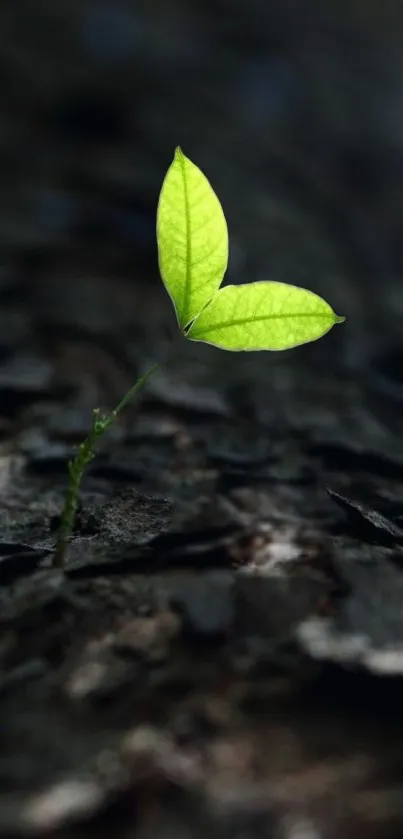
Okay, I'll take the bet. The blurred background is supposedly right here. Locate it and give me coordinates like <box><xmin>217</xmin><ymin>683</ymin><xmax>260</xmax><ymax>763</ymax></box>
<box><xmin>1</xmin><ymin>0</ymin><xmax>403</xmax><ymax>435</ymax></box>
<box><xmin>5</xmin><ymin>5</ymin><xmax>403</xmax><ymax>835</ymax></box>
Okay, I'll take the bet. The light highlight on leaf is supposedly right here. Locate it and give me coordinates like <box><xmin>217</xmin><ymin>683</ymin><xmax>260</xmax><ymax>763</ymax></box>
<box><xmin>187</xmin><ymin>282</ymin><xmax>345</xmax><ymax>351</ymax></box>
<box><xmin>157</xmin><ymin>147</ymin><xmax>228</xmax><ymax>329</ymax></box>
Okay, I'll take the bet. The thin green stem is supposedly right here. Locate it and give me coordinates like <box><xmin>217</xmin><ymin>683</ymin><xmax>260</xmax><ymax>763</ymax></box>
<box><xmin>111</xmin><ymin>363</ymin><xmax>159</xmax><ymax>419</ymax></box>
<box><xmin>54</xmin><ymin>363</ymin><xmax>159</xmax><ymax>568</ymax></box>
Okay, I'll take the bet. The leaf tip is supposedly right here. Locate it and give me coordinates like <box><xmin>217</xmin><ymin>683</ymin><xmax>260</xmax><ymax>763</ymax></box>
<box><xmin>174</xmin><ymin>146</ymin><xmax>184</xmax><ymax>161</ymax></box>
<box><xmin>335</xmin><ymin>314</ymin><xmax>346</xmax><ymax>325</ymax></box>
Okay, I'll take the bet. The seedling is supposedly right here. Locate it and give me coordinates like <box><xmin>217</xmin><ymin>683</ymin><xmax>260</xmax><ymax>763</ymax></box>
<box><xmin>54</xmin><ymin>147</ymin><xmax>344</xmax><ymax>565</ymax></box>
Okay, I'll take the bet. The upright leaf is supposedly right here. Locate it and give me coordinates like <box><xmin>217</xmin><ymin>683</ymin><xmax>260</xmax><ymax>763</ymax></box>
<box><xmin>187</xmin><ymin>282</ymin><xmax>345</xmax><ymax>351</ymax></box>
<box><xmin>157</xmin><ymin>147</ymin><xmax>228</xmax><ymax>329</ymax></box>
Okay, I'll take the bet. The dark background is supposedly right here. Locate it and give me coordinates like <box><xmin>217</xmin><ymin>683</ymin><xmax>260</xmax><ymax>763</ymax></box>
<box><xmin>3</xmin><ymin>1</ymin><xmax>403</xmax><ymax>368</ymax></box>
<box><xmin>2</xmin><ymin>0</ymin><xmax>403</xmax><ymax>421</ymax></box>
<box><xmin>3</xmin><ymin>2</ymin><xmax>403</xmax><ymax>838</ymax></box>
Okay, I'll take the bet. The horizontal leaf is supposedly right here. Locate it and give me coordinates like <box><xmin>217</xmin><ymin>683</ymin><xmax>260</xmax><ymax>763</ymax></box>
<box><xmin>187</xmin><ymin>282</ymin><xmax>345</xmax><ymax>351</ymax></box>
<box><xmin>157</xmin><ymin>147</ymin><xmax>228</xmax><ymax>330</ymax></box>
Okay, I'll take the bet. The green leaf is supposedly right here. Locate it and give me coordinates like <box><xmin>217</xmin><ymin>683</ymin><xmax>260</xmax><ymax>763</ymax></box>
<box><xmin>187</xmin><ymin>282</ymin><xmax>345</xmax><ymax>351</ymax></box>
<box><xmin>157</xmin><ymin>147</ymin><xmax>228</xmax><ymax>329</ymax></box>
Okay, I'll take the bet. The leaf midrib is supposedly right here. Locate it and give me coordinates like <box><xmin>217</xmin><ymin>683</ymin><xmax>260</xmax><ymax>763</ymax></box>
<box><xmin>179</xmin><ymin>151</ymin><xmax>191</xmax><ymax>326</ymax></box>
<box><xmin>192</xmin><ymin>310</ymin><xmax>335</xmax><ymax>336</ymax></box>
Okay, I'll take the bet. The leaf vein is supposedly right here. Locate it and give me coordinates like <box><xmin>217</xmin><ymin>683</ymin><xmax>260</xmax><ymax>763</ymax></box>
<box><xmin>195</xmin><ymin>310</ymin><xmax>334</xmax><ymax>336</ymax></box>
<box><xmin>180</xmin><ymin>152</ymin><xmax>191</xmax><ymax>323</ymax></box>
<box><xmin>190</xmin><ymin>237</ymin><xmax>224</xmax><ymax>268</ymax></box>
